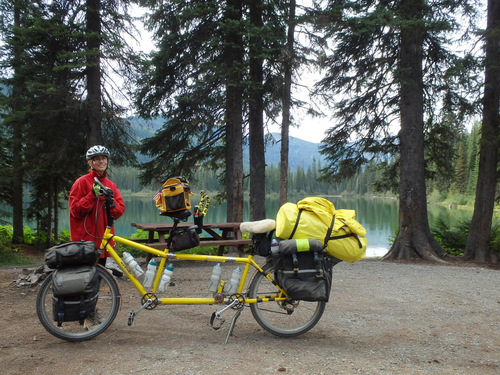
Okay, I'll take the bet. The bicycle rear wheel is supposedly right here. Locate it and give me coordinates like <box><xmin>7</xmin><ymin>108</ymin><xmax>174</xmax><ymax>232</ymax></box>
<box><xmin>36</xmin><ymin>265</ymin><xmax>120</xmax><ymax>342</ymax></box>
<box><xmin>248</xmin><ymin>261</ymin><xmax>326</xmax><ymax>337</ymax></box>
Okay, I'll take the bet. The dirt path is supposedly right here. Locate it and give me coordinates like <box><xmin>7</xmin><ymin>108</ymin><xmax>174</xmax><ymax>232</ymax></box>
<box><xmin>1</xmin><ymin>259</ymin><xmax>499</xmax><ymax>375</ymax></box>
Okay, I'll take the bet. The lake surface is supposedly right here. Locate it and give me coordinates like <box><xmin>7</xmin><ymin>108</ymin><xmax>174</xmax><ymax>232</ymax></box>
<box><xmin>55</xmin><ymin>195</ymin><xmax>473</xmax><ymax>258</ymax></box>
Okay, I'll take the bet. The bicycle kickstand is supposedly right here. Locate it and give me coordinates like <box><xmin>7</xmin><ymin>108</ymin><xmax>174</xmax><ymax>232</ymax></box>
<box><xmin>224</xmin><ymin>309</ymin><xmax>242</xmax><ymax>345</ymax></box>
<box><xmin>128</xmin><ymin>298</ymin><xmax>154</xmax><ymax>326</ymax></box>
<box><xmin>209</xmin><ymin>298</ymin><xmax>243</xmax><ymax>344</ymax></box>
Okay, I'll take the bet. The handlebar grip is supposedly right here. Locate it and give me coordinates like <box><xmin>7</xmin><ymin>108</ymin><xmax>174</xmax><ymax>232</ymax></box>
<box><xmin>94</xmin><ymin>177</ymin><xmax>105</xmax><ymax>188</ymax></box>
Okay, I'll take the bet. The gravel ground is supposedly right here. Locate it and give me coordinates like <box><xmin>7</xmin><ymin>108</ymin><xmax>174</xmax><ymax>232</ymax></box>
<box><xmin>1</xmin><ymin>258</ymin><xmax>499</xmax><ymax>375</ymax></box>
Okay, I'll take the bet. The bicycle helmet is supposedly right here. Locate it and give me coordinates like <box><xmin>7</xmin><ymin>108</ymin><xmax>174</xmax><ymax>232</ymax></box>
<box><xmin>86</xmin><ymin>145</ymin><xmax>110</xmax><ymax>160</ymax></box>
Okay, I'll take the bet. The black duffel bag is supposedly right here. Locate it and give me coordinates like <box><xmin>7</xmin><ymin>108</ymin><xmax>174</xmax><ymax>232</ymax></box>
<box><xmin>273</xmin><ymin>239</ymin><xmax>333</xmax><ymax>302</ymax></box>
<box><xmin>45</xmin><ymin>241</ymin><xmax>99</xmax><ymax>269</ymax></box>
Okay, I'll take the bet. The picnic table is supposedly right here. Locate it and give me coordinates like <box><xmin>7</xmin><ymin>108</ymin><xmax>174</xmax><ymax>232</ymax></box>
<box><xmin>130</xmin><ymin>221</ymin><xmax>251</xmax><ymax>256</ymax></box>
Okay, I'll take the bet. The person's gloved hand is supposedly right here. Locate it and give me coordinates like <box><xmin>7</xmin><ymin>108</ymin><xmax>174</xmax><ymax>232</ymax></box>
<box><xmin>103</xmin><ymin>187</ymin><xmax>114</xmax><ymax>198</ymax></box>
<box><xmin>93</xmin><ymin>183</ymin><xmax>113</xmax><ymax>197</ymax></box>
<box><xmin>93</xmin><ymin>182</ymin><xmax>102</xmax><ymax>196</ymax></box>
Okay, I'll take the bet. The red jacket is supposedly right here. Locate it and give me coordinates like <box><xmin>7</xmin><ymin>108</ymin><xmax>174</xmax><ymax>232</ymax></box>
<box><xmin>69</xmin><ymin>169</ymin><xmax>126</xmax><ymax>257</ymax></box>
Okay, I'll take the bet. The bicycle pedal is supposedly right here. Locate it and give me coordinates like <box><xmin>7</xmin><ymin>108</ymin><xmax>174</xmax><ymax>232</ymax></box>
<box><xmin>128</xmin><ymin>311</ymin><xmax>135</xmax><ymax>326</ymax></box>
<box><xmin>209</xmin><ymin>312</ymin><xmax>224</xmax><ymax>330</ymax></box>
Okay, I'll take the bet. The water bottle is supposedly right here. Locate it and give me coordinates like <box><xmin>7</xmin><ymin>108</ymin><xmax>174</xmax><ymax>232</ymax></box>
<box><xmin>270</xmin><ymin>239</ymin><xmax>279</xmax><ymax>255</ymax></box>
<box><xmin>226</xmin><ymin>267</ymin><xmax>242</xmax><ymax>295</ymax></box>
<box><xmin>123</xmin><ymin>252</ymin><xmax>144</xmax><ymax>277</ymax></box>
<box><xmin>143</xmin><ymin>259</ymin><xmax>158</xmax><ymax>288</ymax></box>
<box><xmin>158</xmin><ymin>263</ymin><xmax>174</xmax><ymax>293</ymax></box>
<box><xmin>208</xmin><ymin>263</ymin><xmax>222</xmax><ymax>293</ymax></box>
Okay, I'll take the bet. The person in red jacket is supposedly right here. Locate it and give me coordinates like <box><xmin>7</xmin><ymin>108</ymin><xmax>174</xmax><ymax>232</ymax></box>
<box><xmin>69</xmin><ymin>145</ymin><xmax>126</xmax><ymax>276</ymax></box>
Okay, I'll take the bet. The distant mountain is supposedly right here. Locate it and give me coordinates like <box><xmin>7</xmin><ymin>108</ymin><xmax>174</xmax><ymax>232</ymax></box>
<box><xmin>255</xmin><ymin>133</ymin><xmax>324</xmax><ymax>170</ymax></box>
<box><xmin>128</xmin><ymin>116</ymin><xmax>323</xmax><ymax>169</ymax></box>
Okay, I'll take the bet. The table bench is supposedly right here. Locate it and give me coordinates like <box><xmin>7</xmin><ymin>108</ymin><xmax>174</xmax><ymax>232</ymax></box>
<box><xmin>130</xmin><ymin>222</ymin><xmax>251</xmax><ymax>257</ymax></box>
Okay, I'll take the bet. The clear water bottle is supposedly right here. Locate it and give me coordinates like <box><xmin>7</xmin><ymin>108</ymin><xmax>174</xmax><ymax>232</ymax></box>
<box><xmin>123</xmin><ymin>252</ymin><xmax>144</xmax><ymax>277</ymax></box>
<box><xmin>158</xmin><ymin>263</ymin><xmax>174</xmax><ymax>293</ymax></box>
<box><xmin>143</xmin><ymin>259</ymin><xmax>158</xmax><ymax>288</ymax></box>
<box><xmin>225</xmin><ymin>267</ymin><xmax>242</xmax><ymax>295</ymax></box>
<box><xmin>208</xmin><ymin>263</ymin><xmax>222</xmax><ymax>293</ymax></box>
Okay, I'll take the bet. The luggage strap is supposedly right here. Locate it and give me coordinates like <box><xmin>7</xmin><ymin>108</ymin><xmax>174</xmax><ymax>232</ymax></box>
<box><xmin>291</xmin><ymin>251</ymin><xmax>323</xmax><ymax>279</ymax></box>
<box><xmin>327</xmin><ymin>232</ymin><xmax>363</xmax><ymax>248</ymax></box>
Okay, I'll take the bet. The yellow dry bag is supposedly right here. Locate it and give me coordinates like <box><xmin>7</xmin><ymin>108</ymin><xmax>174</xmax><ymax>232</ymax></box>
<box><xmin>276</xmin><ymin>197</ymin><xmax>367</xmax><ymax>263</ymax></box>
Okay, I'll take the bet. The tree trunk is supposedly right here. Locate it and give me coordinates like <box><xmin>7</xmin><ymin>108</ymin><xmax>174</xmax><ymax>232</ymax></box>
<box><xmin>248</xmin><ymin>0</ymin><xmax>266</xmax><ymax>220</ymax></box>
<box><xmin>280</xmin><ymin>0</ymin><xmax>296</xmax><ymax>207</ymax></box>
<box><xmin>464</xmin><ymin>0</ymin><xmax>500</xmax><ymax>263</ymax></box>
<box><xmin>224</xmin><ymin>0</ymin><xmax>244</xmax><ymax>224</ymax></box>
<box><xmin>53</xmin><ymin>181</ymin><xmax>59</xmax><ymax>242</ymax></box>
<box><xmin>11</xmin><ymin>1</ymin><xmax>24</xmax><ymax>244</ymax></box>
<box><xmin>383</xmin><ymin>0</ymin><xmax>445</xmax><ymax>261</ymax></box>
<box><xmin>86</xmin><ymin>0</ymin><xmax>102</xmax><ymax>147</ymax></box>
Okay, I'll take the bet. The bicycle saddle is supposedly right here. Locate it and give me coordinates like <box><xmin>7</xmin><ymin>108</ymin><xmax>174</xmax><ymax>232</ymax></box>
<box><xmin>161</xmin><ymin>209</ymin><xmax>192</xmax><ymax>221</ymax></box>
<box><xmin>240</xmin><ymin>219</ymin><xmax>276</xmax><ymax>234</ymax></box>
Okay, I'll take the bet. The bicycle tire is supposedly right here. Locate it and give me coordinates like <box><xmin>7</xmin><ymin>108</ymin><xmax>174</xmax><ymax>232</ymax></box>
<box><xmin>248</xmin><ymin>261</ymin><xmax>326</xmax><ymax>337</ymax></box>
<box><xmin>36</xmin><ymin>265</ymin><xmax>120</xmax><ymax>342</ymax></box>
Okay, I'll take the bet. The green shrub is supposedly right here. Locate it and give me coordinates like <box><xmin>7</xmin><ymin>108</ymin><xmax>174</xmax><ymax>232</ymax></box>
<box><xmin>0</xmin><ymin>238</ymin><xmax>36</xmax><ymax>266</ymax></box>
<box><xmin>431</xmin><ymin>218</ymin><xmax>469</xmax><ymax>256</ymax></box>
<box><xmin>431</xmin><ymin>217</ymin><xmax>500</xmax><ymax>256</ymax></box>
<box><xmin>58</xmin><ymin>229</ymin><xmax>71</xmax><ymax>242</ymax></box>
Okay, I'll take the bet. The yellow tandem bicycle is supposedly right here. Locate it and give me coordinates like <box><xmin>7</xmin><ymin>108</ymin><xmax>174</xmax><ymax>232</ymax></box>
<box><xmin>36</xmin><ymin>179</ymin><xmax>329</xmax><ymax>343</ymax></box>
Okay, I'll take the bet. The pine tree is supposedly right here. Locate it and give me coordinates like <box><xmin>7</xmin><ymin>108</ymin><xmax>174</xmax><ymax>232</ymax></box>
<box><xmin>465</xmin><ymin>0</ymin><xmax>500</xmax><ymax>262</ymax></box>
<box><xmin>314</xmin><ymin>0</ymin><xmax>477</xmax><ymax>260</ymax></box>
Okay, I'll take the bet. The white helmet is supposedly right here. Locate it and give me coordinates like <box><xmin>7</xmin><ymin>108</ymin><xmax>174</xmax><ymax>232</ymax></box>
<box><xmin>86</xmin><ymin>145</ymin><xmax>110</xmax><ymax>160</ymax></box>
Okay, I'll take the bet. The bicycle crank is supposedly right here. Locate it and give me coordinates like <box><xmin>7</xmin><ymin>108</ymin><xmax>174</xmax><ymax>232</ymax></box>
<box><xmin>128</xmin><ymin>294</ymin><xmax>158</xmax><ymax>326</ymax></box>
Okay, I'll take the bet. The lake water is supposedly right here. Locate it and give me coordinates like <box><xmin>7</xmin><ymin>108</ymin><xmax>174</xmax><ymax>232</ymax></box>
<box><xmin>54</xmin><ymin>195</ymin><xmax>473</xmax><ymax>258</ymax></box>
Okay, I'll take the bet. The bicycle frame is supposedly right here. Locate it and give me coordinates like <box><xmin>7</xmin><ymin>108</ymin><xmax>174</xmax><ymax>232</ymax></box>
<box><xmin>100</xmin><ymin>227</ymin><xmax>288</xmax><ymax>306</ymax></box>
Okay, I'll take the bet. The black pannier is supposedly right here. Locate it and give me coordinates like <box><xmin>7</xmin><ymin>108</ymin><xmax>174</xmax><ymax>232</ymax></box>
<box><xmin>45</xmin><ymin>241</ymin><xmax>99</xmax><ymax>269</ymax></box>
<box><xmin>273</xmin><ymin>239</ymin><xmax>333</xmax><ymax>302</ymax></box>
<box><xmin>51</xmin><ymin>265</ymin><xmax>100</xmax><ymax>326</ymax></box>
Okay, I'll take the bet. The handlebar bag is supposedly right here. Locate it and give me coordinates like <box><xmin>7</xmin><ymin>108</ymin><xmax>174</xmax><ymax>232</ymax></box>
<box><xmin>156</xmin><ymin>177</ymin><xmax>193</xmax><ymax>214</ymax></box>
<box><xmin>51</xmin><ymin>265</ymin><xmax>99</xmax><ymax>325</ymax></box>
<box><xmin>273</xmin><ymin>239</ymin><xmax>333</xmax><ymax>302</ymax></box>
<box><xmin>45</xmin><ymin>241</ymin><xmax>98</xmax><ymax>269</ymax></box>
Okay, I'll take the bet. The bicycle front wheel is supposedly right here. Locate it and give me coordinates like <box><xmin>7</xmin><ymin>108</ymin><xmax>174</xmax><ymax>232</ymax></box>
<box><xmin>248</xmin><ymin>261</ymin><xmax>326</xmax><ymax>337</ymax></box>
<box><xmin>36</xmin><ymin>265</ymin><xmax>120</xmax><ymax>342</ymax></box>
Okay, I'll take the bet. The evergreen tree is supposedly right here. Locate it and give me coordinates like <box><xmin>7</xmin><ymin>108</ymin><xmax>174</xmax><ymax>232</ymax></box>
<box><xmin>0</xmin><ymin>0</ymin><xmax>39</xmax><ymax>243</ymax></box>
<box><xmin>248</xmin><ymin>0</ymin><xmax>267</xmax><ymax>220</ymax></box>
<box><xmin>314</xmin><ymin>0</ymin><xmax>477</xmax><ymax>260</ymax></box>
<box><xmin>452</xmin><ymin>139</ymin><xmax>468</xmax><ymax>195</ymax></box>
<box><xmin>465</xmin><ymin>0</ymin><xmax>500</xmax><ymax>262</ymax></box>
<box><xmin>466</xmin><ymin>122</ymin><xmax>480</xmax><ymax>194</ymax></box>
<box><xmin>0</xmin><ymin>0</ymin><xmax>136</xmax><ymax>245</ymax></box>
<box><xmin>135</xmin><ymin>0</ymin><xmax>286</xmax><ymax>222</ymax></box>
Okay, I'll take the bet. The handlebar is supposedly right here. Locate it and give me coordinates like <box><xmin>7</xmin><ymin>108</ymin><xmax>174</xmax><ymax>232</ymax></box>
<box><xmin>93</xmin><ymin>177</ymin><xmax>113</xmax><ymax>197</ymax></box>
<box><xmin>93</xmin><ymin>177</ymin><xmax>105</xmax><ymax>188</ymax></box>
<box><xmin>94</xmin><ymin>177</ymin><xmax>115</xmax><ymax>227</ymax></box>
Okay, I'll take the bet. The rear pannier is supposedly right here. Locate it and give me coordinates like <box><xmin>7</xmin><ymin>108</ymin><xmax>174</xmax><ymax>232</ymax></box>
<box><xmin>51</xmin><ymin>265</ymin><xmax>100</xmax><ymax>326</ymax></box>
<box><xmin>272</xmin><ymin>239</ymin><xmax>333</xmax><ymax>302</ymax></box>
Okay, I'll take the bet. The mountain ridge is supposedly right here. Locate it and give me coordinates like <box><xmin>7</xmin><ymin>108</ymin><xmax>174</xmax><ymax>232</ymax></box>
<box><xmin>129</xmin><ymin>116</ymin><xmax>324</xmax><ymax>169</ymax></box>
